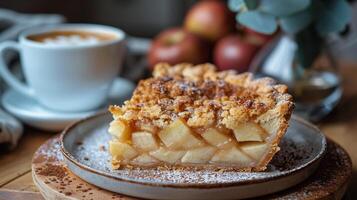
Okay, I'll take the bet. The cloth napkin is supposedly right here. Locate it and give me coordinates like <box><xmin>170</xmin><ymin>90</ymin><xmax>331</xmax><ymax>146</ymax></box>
<box><xmin>0</xmin><ymin>108</ymin><xmax>23</xmax><ymax>149</ymax></box>
<box><xmin>0</xmin><ymin>8</ymin><xmax>64</xmax><ymax>42</ymax></box>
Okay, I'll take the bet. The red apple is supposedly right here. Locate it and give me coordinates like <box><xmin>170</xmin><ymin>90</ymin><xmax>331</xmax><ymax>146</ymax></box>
<box><xmin>184</xmin><ymin>0</ymin><xmax>235</xmax><ymax>42</ymax></box>
<box><xmin>213</xmin><ymin>34</ymin><xmax>259</xmax><ymax>72</ymax></box>
<box><xmin>244</xmin><ymin>27</ymin><xmax>274</xmax><ymax>46</ymax></box>
<box><xmin>148</xmin><ymin>28</ymin><xmax>209</xmax><ymax>68</ymax></box>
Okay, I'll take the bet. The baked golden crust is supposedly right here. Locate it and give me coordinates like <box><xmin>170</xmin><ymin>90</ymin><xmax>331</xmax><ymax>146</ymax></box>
<box><xmin>111</xmin><ymin>63</ymin><xmax>292</xmax><ymax>130</ymax></box>
<box><xmin>109</xmin><ymin>63</ymin><xmax>294</xmax><ymax>171</ymax></box>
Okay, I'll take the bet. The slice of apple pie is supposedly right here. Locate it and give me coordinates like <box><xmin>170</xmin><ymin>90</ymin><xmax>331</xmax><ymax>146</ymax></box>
<box><xmin>108</xmin><ymin>63</ymin><xmax>293</xmax><ymax>171</ymax></box>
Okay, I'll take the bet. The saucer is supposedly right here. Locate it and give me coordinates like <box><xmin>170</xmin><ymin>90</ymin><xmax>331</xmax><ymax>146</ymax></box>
<box><xmin>1</xmin><ymin>77</ymin><xmax>135</xmax><ymax>132</ymax></box>
<box><xmin>60</xmin><ymin>113</ymin><xmax>327</xmax><ymax>199</ymax></box>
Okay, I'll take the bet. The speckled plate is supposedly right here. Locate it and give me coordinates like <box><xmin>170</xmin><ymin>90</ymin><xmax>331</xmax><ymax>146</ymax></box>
<box><xmin>60</xmin><ymin>113</ymin><xmax>327</xmax><ymax>200</ymax></box>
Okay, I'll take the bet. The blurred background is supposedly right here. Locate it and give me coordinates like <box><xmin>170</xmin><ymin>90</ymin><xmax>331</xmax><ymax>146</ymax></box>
<box><xmin>0</xmin><ymin>0</ymin><xmax>196</xmax><ymax>37</ymax></box>
<box><xmin>0</xmin><ymin>0</ymin><xmax>356</xmax><ymax>60</ymax></box>
<box><xmin>1</xmin><ymin>0</ymin><xmax>356</xmax><ymax>122</ymax></box>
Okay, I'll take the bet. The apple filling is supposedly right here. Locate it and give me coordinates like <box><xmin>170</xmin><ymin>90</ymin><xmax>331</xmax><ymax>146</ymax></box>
<box><xmin>108</xmin><ymin>118</ymin><xmax>271</xmax><ymax>170</ymax></box>
<box><xmin>107</xmin><ymin>63</ymin><xmax>294</xmax><ymax>171</ymax></box>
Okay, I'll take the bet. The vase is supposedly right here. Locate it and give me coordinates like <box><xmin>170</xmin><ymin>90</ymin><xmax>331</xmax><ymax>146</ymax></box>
<box><xmin>250</xmin><ymin>34</ymin><xmax>342</xmax><ymax>122</ymax></box>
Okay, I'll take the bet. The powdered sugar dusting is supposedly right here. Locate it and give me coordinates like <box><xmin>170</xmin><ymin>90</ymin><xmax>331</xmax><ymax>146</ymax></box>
<box><xmin>33</xmin><ymin>130</ymin><xmax>351</xmax><ymax>199</ymax></box>
<box><xmin>64</xmin><ymin>118</ymin><xmax>320</xmax><ymax>186</ymax></box>
<box><xmin>33</xmin><ymin>137</ymin><xmax>63</xmax><ymax>164</ymax></box>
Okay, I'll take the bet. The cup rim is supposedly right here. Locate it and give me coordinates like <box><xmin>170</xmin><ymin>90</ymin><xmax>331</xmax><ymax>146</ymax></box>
<box><xmin>19</xmin><ymin>23</ymin><xmax>126</xmax><ymax>49</ymax></box>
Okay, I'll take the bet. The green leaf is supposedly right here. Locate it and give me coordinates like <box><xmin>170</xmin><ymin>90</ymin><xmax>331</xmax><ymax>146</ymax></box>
<box><xmin>237</xmin><ymin>11</ymin><xmax>277</xmax><ymax>34</ymax></box>
<box><xmin>228</xmin><ymin>0</ymin><xmax>244</xmax><ymax>12</ymax></box>
<box><xmin>228</xmin><ymin>0</ymin><xmax>257</xmax><ymax>12</ymax></box>
<box><xmin>260</xmin><ymin>0</ymin><xmax>311</xmax><ymax>16</ymax></box>
<box><xmin>315</xmin><ymin>0</ymin><xmax>351</xmax><ymax>35</ymax></box>
<box><xmin>280</xmin><ymin>8</ymin><xmax>312</xmax><ymax>34</ymax></box>
<box><xmin>244</xmin><ymin>0</ymin><xmax>258</xmax><ymax>10</ymax></box>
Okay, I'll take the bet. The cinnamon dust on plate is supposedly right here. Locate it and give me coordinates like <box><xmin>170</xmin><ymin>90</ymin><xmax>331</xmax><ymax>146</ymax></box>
<box><xmin>37</xmin><ymin>163</ymin><xmax>66</xmax><ymax>179</ymax></box>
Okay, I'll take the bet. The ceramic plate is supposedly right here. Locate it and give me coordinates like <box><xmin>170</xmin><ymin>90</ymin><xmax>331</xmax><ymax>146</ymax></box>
<box><xmin>2</xmin><ymin>77</ymin><xmax>134</xmax><ymax>131</ymax></box>
<box><xmin>60</xmin><ymin>114</ymin><xmax>326</xmax><ymax>200</ymax></box>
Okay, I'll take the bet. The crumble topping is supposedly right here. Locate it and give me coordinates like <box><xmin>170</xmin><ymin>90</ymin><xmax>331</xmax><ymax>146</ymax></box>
<box><xmin>110</xmin><ymin>63</ymin><xmax>292</xmax><ymax>130</ymax></box>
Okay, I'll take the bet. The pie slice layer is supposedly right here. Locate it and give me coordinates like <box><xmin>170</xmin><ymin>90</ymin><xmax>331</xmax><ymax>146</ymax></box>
<box><xmin>108</xmin><ymin>63</ymin><xmax>293</xmax><ymax>171</ymax></box>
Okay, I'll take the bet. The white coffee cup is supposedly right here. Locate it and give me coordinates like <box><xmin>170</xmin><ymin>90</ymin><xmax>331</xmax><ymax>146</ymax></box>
<box><xmin>0</xmin><ymin>24</ymin><xmax>126</xmax><ymax>112</ymax></box>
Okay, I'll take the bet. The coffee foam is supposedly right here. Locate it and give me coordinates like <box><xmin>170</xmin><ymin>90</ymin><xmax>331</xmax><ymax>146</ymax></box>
<box><xmin>42</xmin><ymin>35</ymin><xmax>100</xmax><ymax>46</ymax></box>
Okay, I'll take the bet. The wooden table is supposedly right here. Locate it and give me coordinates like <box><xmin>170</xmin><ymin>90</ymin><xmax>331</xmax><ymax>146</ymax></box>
<box><xmin>0</xmin><ymin>62</ymin><xmax>357</xmax><ymax>200</ymax></box>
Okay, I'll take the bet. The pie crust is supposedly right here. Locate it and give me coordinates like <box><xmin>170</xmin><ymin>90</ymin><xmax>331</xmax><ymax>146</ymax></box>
<box><xmin>108</xmin><ymin>63</ymin><xmax>294</xmax><ymax>171</ymax></box>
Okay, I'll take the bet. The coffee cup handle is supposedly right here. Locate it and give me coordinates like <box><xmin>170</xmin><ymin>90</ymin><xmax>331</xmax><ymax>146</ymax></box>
<box><xmin>0</xmin><ymin>41</ymin><xmax>34</xmax><ymax>97</ymax></box>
